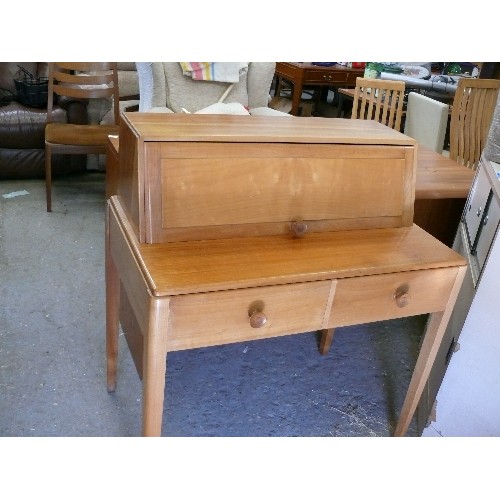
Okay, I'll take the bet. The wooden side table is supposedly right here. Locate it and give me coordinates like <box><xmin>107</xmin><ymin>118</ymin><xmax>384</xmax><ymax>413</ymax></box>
<box><xmin>274</xmin><ymin>63</ymin><xmax>364</xmax><ymax>116</ymax></box>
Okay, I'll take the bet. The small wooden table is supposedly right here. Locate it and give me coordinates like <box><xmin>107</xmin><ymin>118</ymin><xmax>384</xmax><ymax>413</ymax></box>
<box><xmin>274</xmin><ymin>63</ymin><xmax>364</xmax><ymax>116</ymax></box>
<box><xmin>105</xmin><ymin>114</ymin><xmax>467</xmax><ymax>437</ymax></box>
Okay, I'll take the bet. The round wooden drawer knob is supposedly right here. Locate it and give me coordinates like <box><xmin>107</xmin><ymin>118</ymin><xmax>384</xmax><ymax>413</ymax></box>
<box><xmin>249</xmin><ymin>310</ymin><xmax>267</xmax><ymax>328</ymax></box>
<box><xmin>291</xmin><ymin>220</ymin><xmax>308</xmax><ymax>237</ymax></box>
<box><xmin>394</xmin><ymin>289</ymin><xmax>410</xmax><ymax>308</ymax></box>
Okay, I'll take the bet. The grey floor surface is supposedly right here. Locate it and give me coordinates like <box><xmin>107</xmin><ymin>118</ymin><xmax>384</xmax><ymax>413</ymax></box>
<box><xmin>0</xmin><ymin>172</ymin><xmax>429</xmax><ymax>437</ymax></box>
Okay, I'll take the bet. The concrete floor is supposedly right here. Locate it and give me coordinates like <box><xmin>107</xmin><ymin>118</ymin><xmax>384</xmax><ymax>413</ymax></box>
<box><xmin>0</xmin><ymin>172</ymin><xmax>430</xmax><ymax>437</ymax></box>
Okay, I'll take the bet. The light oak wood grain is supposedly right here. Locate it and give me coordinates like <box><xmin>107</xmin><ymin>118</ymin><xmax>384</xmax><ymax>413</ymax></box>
<box><xmin>116</xmin><ymin>114</ymin><xmax>417</xmax><ymax>243</ymax></box>
<box><xmin>106</xmin><ymin>114</ymin><xmax>468</xmax><ymax>438</ymax></box>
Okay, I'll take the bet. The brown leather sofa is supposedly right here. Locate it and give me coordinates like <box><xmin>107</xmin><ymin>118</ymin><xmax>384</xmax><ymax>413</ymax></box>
<box><xmin>0</xmin><ymin>62</ymin><xmax>87</xmax><ymax>179</ymax></box>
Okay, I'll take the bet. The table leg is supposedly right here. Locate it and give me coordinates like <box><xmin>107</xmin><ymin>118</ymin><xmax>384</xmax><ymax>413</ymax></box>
<box><xmin>273</xmin><ymin>75</ymin><xmax>280</xmax><ymax>97</ymax></box>
<box><xmin>142</xmin><ymin>297</ymin><xmax>170</xmax><ymax>437</ymax></box>
<box><xmin>335</xmin><ymin>93</ymin><xmax>345</xmax><ymax>118</ymax></box>
<box><xmin>394</xmin><ymin>265</ymin><xmax>466</xmax><ymax>436</ymax></box>
<box><xmin>291</xmin><ymin>79</ymin><xmax>303</xmax><ymax>116</ymax></box>
<box><xmin>105</xmin><ymin>203</ymin><xmax>120</xmax><ymax>393</ymax></box>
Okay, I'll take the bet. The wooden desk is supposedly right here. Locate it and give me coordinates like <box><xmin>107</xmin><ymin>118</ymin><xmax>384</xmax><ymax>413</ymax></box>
<box><xmin>274</xmin><ymin>63</ymin><xmax>364</xmax><ymax>116</ymax></box>
<box><xmin>106</xmin><ymin>114</ymin><xmax>467</xmax><ymax>437</ymax></box>
<box><xmin>410</xmin><ymin>144</ymin><xmax>474</xmax><ymax>247</ymax></box>
<box><xmin>415</xmin><ymin>146</ymin><xmax>473</xmax><ymax>199</ymax></box>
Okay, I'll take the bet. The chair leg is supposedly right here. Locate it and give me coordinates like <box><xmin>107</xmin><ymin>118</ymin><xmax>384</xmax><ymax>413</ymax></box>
<box><xmin>45</xmin><ymin>145</ymin><xmax>52</xmax><ymax>212</ymax></box>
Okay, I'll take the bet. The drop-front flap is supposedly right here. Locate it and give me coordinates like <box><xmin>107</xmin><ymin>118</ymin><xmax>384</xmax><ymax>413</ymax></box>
<box><xmin>116</xmin><ymin>113</ymin><xmax>417</xmax><ymax>243</ymax></box>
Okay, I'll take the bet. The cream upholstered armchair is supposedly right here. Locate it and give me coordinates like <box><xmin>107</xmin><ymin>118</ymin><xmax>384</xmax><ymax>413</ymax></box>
<box><xmin>136</xmin><ymin>62</ymin><xmax>290</xmax><ymax>116</ymax></box>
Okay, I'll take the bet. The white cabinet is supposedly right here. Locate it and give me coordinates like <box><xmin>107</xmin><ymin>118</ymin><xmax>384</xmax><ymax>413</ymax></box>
<box><xmin>463</xmin><ymin>160</ymin><xmax>500</xmax><ymax>282</ymax></box>
<box><xmin>463</xmin><ymin>165</ymin><xmax>493</xmax><ymax>250</ymax></box>
<box><xmin>422</xmin><ymin>158</ymin><xmax>500</xmax><ymax>436</ymax></box>
<box><xmin>476</xmin><ymin>193</ymin><xmax>500</xmax><ymax>270</ymax></box>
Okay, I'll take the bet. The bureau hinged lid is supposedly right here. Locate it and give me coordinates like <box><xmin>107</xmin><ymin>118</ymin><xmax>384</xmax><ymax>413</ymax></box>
<box><xmin>121</xmin><ymin>112</ymin><xmax>416</xmax><ymax>146</ymax></box>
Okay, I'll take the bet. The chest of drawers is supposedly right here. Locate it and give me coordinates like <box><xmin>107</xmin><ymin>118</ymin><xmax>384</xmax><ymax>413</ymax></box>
<box><xmin>106</xmin><ymin>113</ymin><xmax>466</xmax><ymax>436</ymax></box>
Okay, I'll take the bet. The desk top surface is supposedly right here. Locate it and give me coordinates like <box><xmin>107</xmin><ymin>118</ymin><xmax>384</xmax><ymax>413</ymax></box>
<box><xmin>416</xmin><ymin>145</ymin><xmax>474</xmax><ymax>198</ymax></box>
<box><xmin>110</xmin><ymin>197</ymin><xmax>465</xmax><ymax>296</ymax></box>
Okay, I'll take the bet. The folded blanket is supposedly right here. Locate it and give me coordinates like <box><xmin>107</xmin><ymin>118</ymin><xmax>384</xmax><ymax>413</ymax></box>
<box><xmin>179</xmin><ymin>62</ymin><xmax>248</xmax><ymax>83</ymax></box>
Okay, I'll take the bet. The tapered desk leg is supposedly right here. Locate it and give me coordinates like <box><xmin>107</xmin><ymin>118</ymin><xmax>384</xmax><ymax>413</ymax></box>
<box><xmin>319</xmin><ymin>328</ymin><xmax>336</xmax><ymax>355</ymax></box>
<box><xmin>394</xmin><ymin>266</ymin><xmax>467</xmax><ymax>437</ymax></box>
<box><xmin>142</xmin><ymin>297</ymin><xmax>170</xmax><ymax>437</ymax></box>
<box><xmin>105</xmin><ymin>203</ymin><xmax>120</xmax><ymax>393</ymax></box>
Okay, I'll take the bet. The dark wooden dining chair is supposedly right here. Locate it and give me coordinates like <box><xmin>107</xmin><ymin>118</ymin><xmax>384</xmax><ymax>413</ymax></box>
<box><xmin>449</xmin><ymin>78</ymin><xmax>500</xmax><ymax>171</ymax></box>
<box><xmin>351</xmin><ymin>77</ymin><xmax>405</xmax><ymax>131</ymax></box>
<box><xmin>45</xmin><ymin>62</ymin><xmax>120</xmax><ymax>212</ymax></box>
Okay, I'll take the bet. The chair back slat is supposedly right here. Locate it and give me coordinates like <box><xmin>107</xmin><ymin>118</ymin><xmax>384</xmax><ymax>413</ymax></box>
<box><xmin>450</xmin><ymin>78</ymin><xmax>500</xmax><ymax>170</ymax></box>
<box><xmin>351</xmin><ymin>77</ymin><xmax>405</xmax><ymax>131</ymax></box>
<box><xmin>47</xmin><ymin>62</ymin><xmax>120</xmax><ymax>125</ymax></box>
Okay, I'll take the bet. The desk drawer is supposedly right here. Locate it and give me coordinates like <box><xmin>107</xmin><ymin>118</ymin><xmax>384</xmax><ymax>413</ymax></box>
<box><xmin>303</xmin><ymin>69</ymin><xmax>357</xmax><ymax>85</ymax></box>
<box><xmin>328</xmin><ymin>268</ymin><xmax>458</xmax><ymax>327</ymax></box>
<box><xmin>167</xmin><ymin>281</ymin><xmax>332</xmax><ymax>351</ymax></box>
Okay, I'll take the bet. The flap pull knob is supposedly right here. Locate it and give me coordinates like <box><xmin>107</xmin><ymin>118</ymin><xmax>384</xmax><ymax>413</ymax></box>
<box><xmin>291</xmin><ymin>220</ymin><xmax>308</xmax><ymax>237</ymax></box>
<box><xmin>394</xmin><ymin>285</ymin><xmax>410</xmax><ymax>308</ymax></box>
<box><xmin>249</xmin><ymin>310</ymin><xmax>267</xmax><ymax>328</ymax></box>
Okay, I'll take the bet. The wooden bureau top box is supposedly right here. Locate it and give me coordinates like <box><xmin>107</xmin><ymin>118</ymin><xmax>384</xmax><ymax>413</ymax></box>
<box><xmin>115</xmin><ymin>113</ymin><xmax>418</xmax><ymax>244</ymax></box>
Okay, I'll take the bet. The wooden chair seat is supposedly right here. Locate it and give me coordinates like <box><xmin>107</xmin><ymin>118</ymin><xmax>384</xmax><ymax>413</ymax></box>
<box><xmin>46</xmin><ymin>123</ymin><xmax>119</xmax><ymax>146</ymax></box>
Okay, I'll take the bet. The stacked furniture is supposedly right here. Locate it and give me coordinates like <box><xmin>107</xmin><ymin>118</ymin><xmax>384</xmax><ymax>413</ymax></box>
<box><xmin>106</xmin><ymin>113</ymin><xmax>466</xmax><ymax>437</ymax></box>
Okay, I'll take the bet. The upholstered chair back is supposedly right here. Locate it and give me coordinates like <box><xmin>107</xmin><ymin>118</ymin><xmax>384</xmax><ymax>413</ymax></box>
<box><xmin>137</xmin><ymin>62</ymin><xmax>279</xmax><ymax>114</ymax></box>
